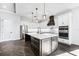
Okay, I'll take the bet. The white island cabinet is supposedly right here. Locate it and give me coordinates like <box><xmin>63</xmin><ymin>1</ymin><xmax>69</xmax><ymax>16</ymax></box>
<box><xmin>26</xmin><ymin>33</ymin><xmax>58</xmax><ymax>56</ymax></box>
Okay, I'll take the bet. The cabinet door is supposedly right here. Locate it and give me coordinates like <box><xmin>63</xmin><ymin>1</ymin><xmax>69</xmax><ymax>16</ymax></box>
<box><xmin>1</xmin><ymin>18</ymin><xmax>12</xmax><ymax>41</ymax></box>
<box><xmin>0</xmin><ymin>18</ymin><xmax>1</xmax><ymax>40</ymax></box>
<box><xmin>58</xmin><ymin>12</ymin><xmax>71</xmax><ymax>26</ymax></box>
<box><xmin>62</xmin><ymin>13</ymin><xmax>69</xmax><ymax>26</ymax></box>
<box><xmin>58</xmin><ymin>15</ymin><xmax>63</xmax><ymax>26</ymax></box>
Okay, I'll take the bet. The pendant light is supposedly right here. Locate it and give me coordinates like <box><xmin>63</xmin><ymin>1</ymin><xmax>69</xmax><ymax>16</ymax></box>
<box><xmin>43</xmin><ymin>3</ymin><xmax>46</xmax><ymax>20</ymax></box>
<box><xmin>32</xmin><ymin>8</ymin><xmax>39</xmax><ymax>23</ymax></box>
<box><xmin>36</xmin><ymin>8</ymin><xmax>38</xmax><ymax>21</ymax></box>
<box><xmin>32</xmin><ymin>3</ymin><xmax>46</xmax><ymax>23</ymax></box>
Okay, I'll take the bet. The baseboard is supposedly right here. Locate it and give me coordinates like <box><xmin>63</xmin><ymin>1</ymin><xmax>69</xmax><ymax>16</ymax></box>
<box><xmin>0</xmin><ymin>39</ymin><xmax>20</xmax><ymax>43</ymax></box>
<box><xmin>72</xmin><ymin>42</ymin><xmax>79</xmax><ymax>46</ymax></box>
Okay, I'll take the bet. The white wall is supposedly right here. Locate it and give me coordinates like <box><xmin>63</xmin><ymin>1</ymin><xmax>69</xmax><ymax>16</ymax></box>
<box><xmin>0</xmin><ymin>11</ymin><xmax>20</xmax><ymax>42</ymax></box>
<box><xmin>20</xmin><ymin>16</ymin><xmax>40</xmax><ymax>33</ymax></box>
<box><xmin>71</xmin><ymin>7</ymin><xmax>79</xmax><ymax>45</ymax></box>
<box><xmin>0</xmin><ymin>3</ymin><xmax>14</xmax><ymax>12</ymax></box>
<box><xmin>21</xmin><ymin>16</ymin><xmax>39</xmax><ymax>29</ymax></box>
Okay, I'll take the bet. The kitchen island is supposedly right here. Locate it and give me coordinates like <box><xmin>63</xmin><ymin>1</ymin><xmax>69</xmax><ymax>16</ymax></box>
<box><xmin>25</xmin><ymin>33</ymin><xmax>58</xmax><ymax>56</ymax></box>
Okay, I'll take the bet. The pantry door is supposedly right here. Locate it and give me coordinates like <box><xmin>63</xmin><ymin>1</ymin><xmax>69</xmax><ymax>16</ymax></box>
<box><xmin>0</xmin><ymin>18</ymin><xmax>1</xmax><ymax>41</ymax></box>
<box><xmin>0</xmin><ymin>17</ymin><xmax>4</xmax><ymax>42</ymax></box>
<box><xmin>0</xmin><ymin>17</ymin><xmax>12</xmax><ymax>42</ymax></box>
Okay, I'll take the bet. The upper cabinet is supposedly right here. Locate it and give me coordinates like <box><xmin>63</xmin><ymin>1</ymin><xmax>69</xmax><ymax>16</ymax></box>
<box><xmin>58</xmin><ymin>15</ymin><xmax>63</xmax><ymax>26</ymax></box>
<box><xmin>58</xmin><ymin>12</ymin><xmax>71</xmax><ymax>26</ymax></box>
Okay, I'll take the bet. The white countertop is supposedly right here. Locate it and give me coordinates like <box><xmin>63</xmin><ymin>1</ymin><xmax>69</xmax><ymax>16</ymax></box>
<box><xmin>26</xmin><ymin>33</ymin><xmax>58</xmax><ymax>40</ymax></box>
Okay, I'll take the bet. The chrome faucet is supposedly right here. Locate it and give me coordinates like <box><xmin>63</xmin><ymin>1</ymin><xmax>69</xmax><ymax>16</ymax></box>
<box><xmin>37</xmin><ymin>27</ymin><xmax>41</xmax><ymax>34</ymax></box>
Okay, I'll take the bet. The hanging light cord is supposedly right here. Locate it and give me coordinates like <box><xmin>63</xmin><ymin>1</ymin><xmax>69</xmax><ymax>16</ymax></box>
<box><xmin>44</xmin><ymin>3</ymin><xmax>45</xmax><ymax>15</ymax></box>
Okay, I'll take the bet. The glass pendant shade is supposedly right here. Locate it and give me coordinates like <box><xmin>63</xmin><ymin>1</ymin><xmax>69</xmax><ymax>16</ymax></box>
<box><xmin>43</xmin><ymin>3</ymin><xmax>46</xmax><ymax>20</ymax></box>
<box><xmin>43</xmin><ymin>14</ymin><xmax>46</xmax><ymax>19</ymax></box>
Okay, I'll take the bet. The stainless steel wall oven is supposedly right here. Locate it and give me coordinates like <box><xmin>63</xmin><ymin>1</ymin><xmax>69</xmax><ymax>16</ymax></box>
<box><xmin>59</xmin><ymin>26</ymin><xmax>69</xmax><ymax>39</ymax></box>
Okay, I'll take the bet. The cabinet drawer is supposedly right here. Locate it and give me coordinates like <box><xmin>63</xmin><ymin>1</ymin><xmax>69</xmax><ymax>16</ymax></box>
<box><xmin>58</xmin><ymin>38</ymin><xmax>70</xmax><ymax>45</ymax></box>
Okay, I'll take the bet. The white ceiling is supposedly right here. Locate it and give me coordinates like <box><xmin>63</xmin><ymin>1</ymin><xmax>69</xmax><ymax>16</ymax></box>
<box><xmin>16</xmin><ymin>3</ymin><xmax>79</xmax><ymax>16</ymax></box>
<box><xmin>16</xmin><ymin>3</ymin><xmax>79</xmax><ymax>22</ymax></box>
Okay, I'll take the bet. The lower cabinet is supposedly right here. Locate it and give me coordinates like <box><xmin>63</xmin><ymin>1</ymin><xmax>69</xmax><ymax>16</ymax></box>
<box><xmin>31</xmin><ymin>37</ymin><xmax>40</xmax><ymax>56</ymax></box>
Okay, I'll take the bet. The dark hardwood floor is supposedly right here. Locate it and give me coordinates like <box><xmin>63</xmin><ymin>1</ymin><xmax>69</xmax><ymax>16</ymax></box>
<box><xmin>0</xmin><ymin>40</ymin><xmax>79</xmax><ymax>56</ymax></box>
<box><xmin>0</xmin><ymin>40</ymin><xmax>34</xmax><ymax>56</ymax></box>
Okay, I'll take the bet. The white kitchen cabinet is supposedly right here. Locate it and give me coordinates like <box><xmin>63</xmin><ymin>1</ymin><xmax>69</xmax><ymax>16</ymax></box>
<box><xmin>58</xmin><ymin>38</ymin><xmax>71</xmax><ymax>45</ymax></box>
<box><xmin>57</xmin><ymin>12</ymin><xmax>72</xmax><ymax>45</ymax></box>
<box><xmin>57</xmin><ymin>9</ymin><xmax>79</xmax><ymax>45</ymax></box>
<box><xmin>58</xmin><ymin>15</ymin><xmax>63</xmax><ymax>26</ymax></box>
<box><xmin>58</xmin><ymin>12</ymin><xmax>71</xmax><ymax>26</ymax></box>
